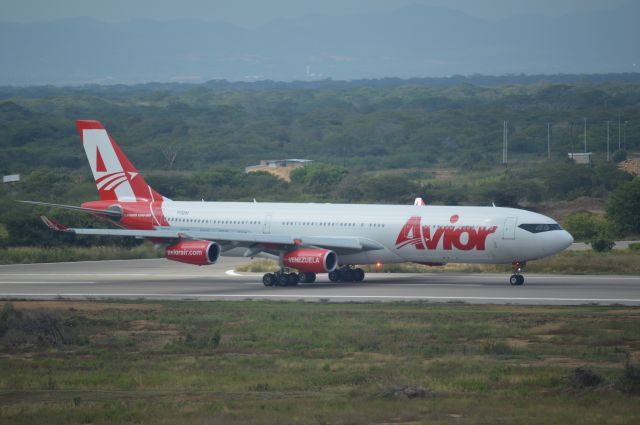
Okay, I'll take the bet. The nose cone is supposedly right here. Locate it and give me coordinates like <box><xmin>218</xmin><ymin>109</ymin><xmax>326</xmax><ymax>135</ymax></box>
<box><xmin>550</xmin><ymin>230</ymin><xmax>574</xmax><ymax>254</ymax></box>
<box><xmin>561</xmin><ymin>230</ymin><xmax>574</xmax><ymax>249</ymax></box>
<box><xmin>540</xmin><ymin>229</ymin><xmax>574</xmax><ymax>258</ymax></box>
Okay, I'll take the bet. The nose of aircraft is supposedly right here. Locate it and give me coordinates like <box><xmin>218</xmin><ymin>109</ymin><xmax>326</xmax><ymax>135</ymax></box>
<box><xmin>539</xmin><ymin>230</ymin><xmax>574</xmax><ymax>257</ymax></box>
<box><xmin>555</xmin><ymin>230</ymin><xmax>574</xmax><ymax>252</ymax></box>
<box><xmin>562</xmin><ymin>230</ymin><xmax>574</xmax><ymax>247</ymax></box>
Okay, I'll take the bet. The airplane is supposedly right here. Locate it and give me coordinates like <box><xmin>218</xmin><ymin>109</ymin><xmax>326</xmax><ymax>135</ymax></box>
<box><xmin>23</xmin><ymin>120</ymin><xmax>574</xmax><ymax>287</ymax></box>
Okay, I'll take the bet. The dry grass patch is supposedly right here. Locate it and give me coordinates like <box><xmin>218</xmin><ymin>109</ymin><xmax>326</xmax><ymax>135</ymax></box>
<box><xmin>7</xmin><ymin>301</ymin><xmax>162</xmax><ymax>312</ymax></box>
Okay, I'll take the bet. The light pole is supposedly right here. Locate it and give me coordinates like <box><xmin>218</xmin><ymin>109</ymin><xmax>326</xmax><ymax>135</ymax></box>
<box><xmin>583</xmin><ymin>117</ymin><xmax>587</xmax><ymax>153</ymax></box>
<box><xmin>624</xmin><ymin>121</ymin><xmax>628</xmax><ymax>151</ymax></box>
<box><xmin>546</xmin><ymin>122</ymin><xmax>551</xmax><ymax>159</ymax></box>
<box><xmin>618</xmin><ymin>115</ymin><xmax>622</xmax><ymax>150</ymax></box>
<box><xmin>606</xmin><ymin>121</ymin><xmax>610</xmax><ymax>162</ymax></box>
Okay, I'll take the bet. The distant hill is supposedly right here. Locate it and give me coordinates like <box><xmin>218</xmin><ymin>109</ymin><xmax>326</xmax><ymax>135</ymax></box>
<box><xmin>0</xmin><ymin>2</ymin><xmax>639</xmax><ymax>85</ymax></box>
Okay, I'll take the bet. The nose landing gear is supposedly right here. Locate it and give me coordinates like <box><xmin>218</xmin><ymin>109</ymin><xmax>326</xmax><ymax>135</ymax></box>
<box><xmin>510</xmin><ymin>261</ymin><xmax>526</xmax><ymax>286</ymax></box>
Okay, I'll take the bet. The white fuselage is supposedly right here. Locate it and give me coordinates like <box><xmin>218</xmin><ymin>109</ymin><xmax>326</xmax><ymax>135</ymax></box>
<box><xmin>158</xmin><ymin>201</ymin><xmax>574</xmax><ymax>265</ymax></box>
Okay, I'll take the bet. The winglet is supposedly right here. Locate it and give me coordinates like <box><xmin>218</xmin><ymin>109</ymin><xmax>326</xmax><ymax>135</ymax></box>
<box><xmin>40</xmin><ymin>216</ymin><xmax>69</xmax><ymax>232</ymax></box>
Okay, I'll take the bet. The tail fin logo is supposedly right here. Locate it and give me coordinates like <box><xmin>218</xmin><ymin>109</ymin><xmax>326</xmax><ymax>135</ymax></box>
<box><xmin>96</xmin><ymin>171</ymin><xmax>128</xmax><ymax>192</ymax></box>
<box><xmin>95</xmin><ymin>147</ymin><xmax>107</xmax><ymax>172</ymax></box>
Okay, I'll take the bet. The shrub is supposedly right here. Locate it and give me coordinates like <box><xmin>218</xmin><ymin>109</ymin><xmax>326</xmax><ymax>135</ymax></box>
<box><xmin>0</xmin><ymin>303</ymin><xmax>67</xmax><ymax>348</ymax></box>
<box><xmin>567</xmin><ymin>367</ymin><xmax>604</xmax><ymax>389</ymax></box>
<box><xmin>563</xmin><ymin>212</ymin><xmax>608</xmax><ymax>242</ymax></box>
<box><xmin>616</xmin><ymin>354</ymin><xmax>640</xmax><ymax>395</ymax></box>
<box><xmin>612</xmin><ymin>150</ymin><xmax>627</xmax><ymax>162</ymax></box>
<box><xmin>591</xmin><ymin>238</ymin><xmax>615</xmax><ymax>252</ymax></box>
<box><xmin>607</xmin><ymin>177</ymin><xmax>640</xmax><ymax>236</ymax></box>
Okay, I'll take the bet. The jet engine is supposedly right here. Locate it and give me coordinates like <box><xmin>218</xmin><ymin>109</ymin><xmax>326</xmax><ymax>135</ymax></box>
<box><xmin>165</xmin><ymin>240</ymin><xmax>220</xmax><ymax>266</ymax></box>
<box><xmin>283</xmin><ymin>249</ymin><xmax>338</xmax><ymax>273</ymax></box>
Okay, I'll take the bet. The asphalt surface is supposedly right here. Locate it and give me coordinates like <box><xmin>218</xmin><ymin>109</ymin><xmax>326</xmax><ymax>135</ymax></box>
<box><xmin>1</xmin><ymin>258</ymin><xmax>639</xmax><ymax>305</ymax></box>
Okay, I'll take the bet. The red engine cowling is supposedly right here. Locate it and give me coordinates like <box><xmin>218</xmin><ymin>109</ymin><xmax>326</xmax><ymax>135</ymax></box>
<box><xmin>165</xmin><ymin>240</ymin><xmax>220</xmax><ymax>266</ymax></box>
<box><xmin>283</xmin><ymin>249</ymin><xmax>338</xmax><ymax>273</ymax></box>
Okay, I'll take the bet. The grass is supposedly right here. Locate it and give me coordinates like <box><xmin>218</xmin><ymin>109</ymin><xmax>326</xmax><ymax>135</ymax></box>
<box><xmin>0</xmin><ymin>300</ymin><xmax>639</xmax><ymax>424</ymax></box>
<box><xmin>236</xmin><ymin>250</ymin><xmax>640</xmax><ymax>275</ymax></box>
<box><xmin>0</xmin><ymin>244</ymin><xmax>161</xmax><ymax>264</ymax></box>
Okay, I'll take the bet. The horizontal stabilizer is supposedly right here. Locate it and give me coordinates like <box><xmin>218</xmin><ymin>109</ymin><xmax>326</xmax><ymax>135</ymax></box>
<box><xmin>40</xmin><ymin>216</ymin><xmax>69</xmax><ymax>232</ymax></box>
<box><xmin>19</xmin><ymin>200</ymin><xmax>122</xmax><ymax>218</ymax></box>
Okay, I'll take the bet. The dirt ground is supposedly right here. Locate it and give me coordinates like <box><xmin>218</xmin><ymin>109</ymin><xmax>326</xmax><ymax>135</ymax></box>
<box><xmin>537</xmin><ymin>196</ymin><xmax>605</xmax><ymax>222</ymax></box>
<box><xmin>5</xmin><ymin>301</ymin><xmax>162</xmax><ymax>312</ymax></box>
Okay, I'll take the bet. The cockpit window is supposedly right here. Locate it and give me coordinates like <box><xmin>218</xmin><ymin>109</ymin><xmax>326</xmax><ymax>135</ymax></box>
<box><xmin>518</xmin><ymin>223</ymin><xmax>563</xmax><ymax>233</ymax></box>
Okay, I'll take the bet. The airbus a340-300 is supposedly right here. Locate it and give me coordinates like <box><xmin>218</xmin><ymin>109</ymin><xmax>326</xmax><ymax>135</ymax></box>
<box><xmin>24</xmin><ymin>120</ymin><xmax>574</xmax><ymax>286</ymax></box>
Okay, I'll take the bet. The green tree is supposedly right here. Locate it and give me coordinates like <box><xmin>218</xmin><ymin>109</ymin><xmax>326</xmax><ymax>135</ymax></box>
<box><xmin>290</xmin><ymin>163</ymin><xmax>348</xmax><ymax>195</ymax></box>
<box><xmin>606</xmin><ymin>177</ymin><xmax>640</xmax><ymax>236</ymax></box>
<box><xmin>0</xmin><ymin>223</ymin><xmax>9</xmax><ymax>247</ymax></box>
<box><xmin>563</xmin><ymin>212</ymin><xmax>609</xmax><ymax>242</ymax></box>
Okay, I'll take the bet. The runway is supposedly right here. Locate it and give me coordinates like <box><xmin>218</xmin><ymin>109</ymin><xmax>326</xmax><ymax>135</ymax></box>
<box><xmin>1</xmin><ymin>258</ymin><xmax>640</xmax><ymax>305</ymax></box>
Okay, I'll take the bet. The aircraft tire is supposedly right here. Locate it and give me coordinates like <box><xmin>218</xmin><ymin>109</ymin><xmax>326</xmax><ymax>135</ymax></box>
<box><xmin>278</xmin><ymin>274</ymin><xmax>289</xmax><ymax>286</ymax></box>
<box><xmin>298</xmin><ymin>272</ymin><xmax>316</xmax><ymax>283</ymax></box>
<box><xmin>340</xmin><ymin>269</ymin><xmax>354</xmax><ymax>282</ymax></box>
<box><xmin>263</xmin><ymin>273</ymin><xmax>275</xmax><ymax>286</ymax></box>
<box><xmin>288</xmin><ymin>273</ymin><xmax>299</xmax><ymax>286</ymax></box>
<box><xmin>328</xmin><ymin>270</ymin><xmax>341</xmax><ymax>282</ymax></box>
<box><xmin>517</xmin><ymin>275</ymin><xmax>525</xmax><ymax>285</ymax></box>
<box><xmin>509</xmin><ymin>275</ymin><xmax>519</xmax><ymax>286</ymax></box>
<box><xmin>354</xmin><ymin>268</ymin><xmax>365</xmax><ymax>282</ymax></box>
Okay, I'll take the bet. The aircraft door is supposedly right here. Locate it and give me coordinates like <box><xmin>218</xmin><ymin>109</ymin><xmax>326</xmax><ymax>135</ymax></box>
<box><xmin>503</xmin><ymin>217</ymin><xmax>517</xmax><ymax>240</ymax></box>
<box><xmin>263</xmin><ymin>214</ymin><xmax>272</xmax><ymax>234</ymax></box>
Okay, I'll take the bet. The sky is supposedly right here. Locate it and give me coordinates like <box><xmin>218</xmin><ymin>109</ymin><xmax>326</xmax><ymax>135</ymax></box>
<box><xmin>1</xmin><ymin>0</ymin><xmax>629</xmax><ymax>27</ymax></box>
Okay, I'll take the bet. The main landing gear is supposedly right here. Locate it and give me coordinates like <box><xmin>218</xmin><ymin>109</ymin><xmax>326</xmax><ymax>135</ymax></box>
<box><xmin>328</xmin><ymin>266</ymin><xmax>365</xmax><ymax>283</ymax></box>
<box><xmin>509</xmin><ymin>261</ymin><xmax>526</xmax><ymax>286</ymax></box>
<box><xmin>262</xmin><ymin>270</ymin><xmax>308</xmax><ymax>286</ymax></box>
<box><xmin>262</xmin><ymin>270</ymin><xmax>318</xmax><ymax>286</ymax></box>
<box><xmin>262</xmin><ymin>266</ymin><xmax>366</xmax><ymax>286</ymax></box>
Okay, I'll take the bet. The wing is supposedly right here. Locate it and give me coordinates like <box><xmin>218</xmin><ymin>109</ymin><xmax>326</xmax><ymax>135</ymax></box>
<box><xmin>39</xmin><ymin>216</ymin><xmax>384</xmax><ymax>255</ymax></box>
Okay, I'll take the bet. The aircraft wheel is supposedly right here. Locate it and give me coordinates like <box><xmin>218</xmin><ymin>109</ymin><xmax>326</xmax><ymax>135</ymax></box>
<box><xmin>340</xmin><ymin>269</ymin><xmax>354</xmax><ymax>282</ymax></box>
<box><xmin>263</xmin><ymin>273</ymin><xmax>275</xmax><ymax>286</ymax></box>
<box><xmin>288</xmin><ymin>273</ymin><xmax>299</xmax><ymax>286</ymax></box>
<box><xmin>328</xmin><ymin>270</ymin><xmax>341</xmax><ymax>282</ymax></box>
<box><xmin>517</xmin><ymin>275</ymin><xmax>525</xmax><ymax>286</ymax></box>
<box><xmin>278</xmin><ymin>273</ymin><xmax>289</xmax><ymax>286</ymax></box>
<box><xmin>354</xmin><ymin>268</ymin><xmax>365</xmax><ymax>282</ymax></box>
<box><xmin>298</xmin><ymin>272</ymin><xmax>316</xmax><ymax>283</ymax></box>
<box><xmin>509</xmin><ymin>275</ymin><xmax>519</xmax><ymax>286</ymax></box>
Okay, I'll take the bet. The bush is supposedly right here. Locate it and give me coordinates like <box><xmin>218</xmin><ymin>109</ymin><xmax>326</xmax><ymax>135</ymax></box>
<box><xmin>628</xmin><ymin>242</ymin><xmax>640</xmax><ymax>252</ymax></box>
<box><xmin>591</xmin><ymin>238</ymin><xmax>615</xmax><ymax>252</ymax></box>
<box><xmin>612</xmin><ymin>150</ymin><xmax>628</xmax><ymax>162</ymax></box>
<box><xmin>0</xmin><ymin>302</ymin><xmax>67</xmax><ymax>348</ymax></box>
<box><xmin>616</xmin><ymin>354</ymin><xmax>640</xmax><ymax>395</ymax></box>
<box><xmin>563</xmin><ymin>212</ymin><xmax>608</xmax><ymax>242</ymax></box>
<box><xmin>606</xmin><ymin>177</ymin><xmax>640</xmax><ymax>236</ymax></box>
<box><xmin>567</xmin><ymin>367</ymin><xmax>604</xmax><ymax>389</ymax></box>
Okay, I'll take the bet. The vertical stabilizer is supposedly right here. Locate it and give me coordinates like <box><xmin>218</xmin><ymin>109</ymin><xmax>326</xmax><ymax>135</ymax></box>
<box><xmin>76</xmin><ymin>120</ymin><xmax>167</xmax><ymax>202</ymax></box>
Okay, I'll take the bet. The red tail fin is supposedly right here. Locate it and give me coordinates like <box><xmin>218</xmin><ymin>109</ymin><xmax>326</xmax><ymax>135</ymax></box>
<box><xmin>76</xmin><ymin>120</ymin><xmax>167</xmax><ymax>202</ymax></box>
